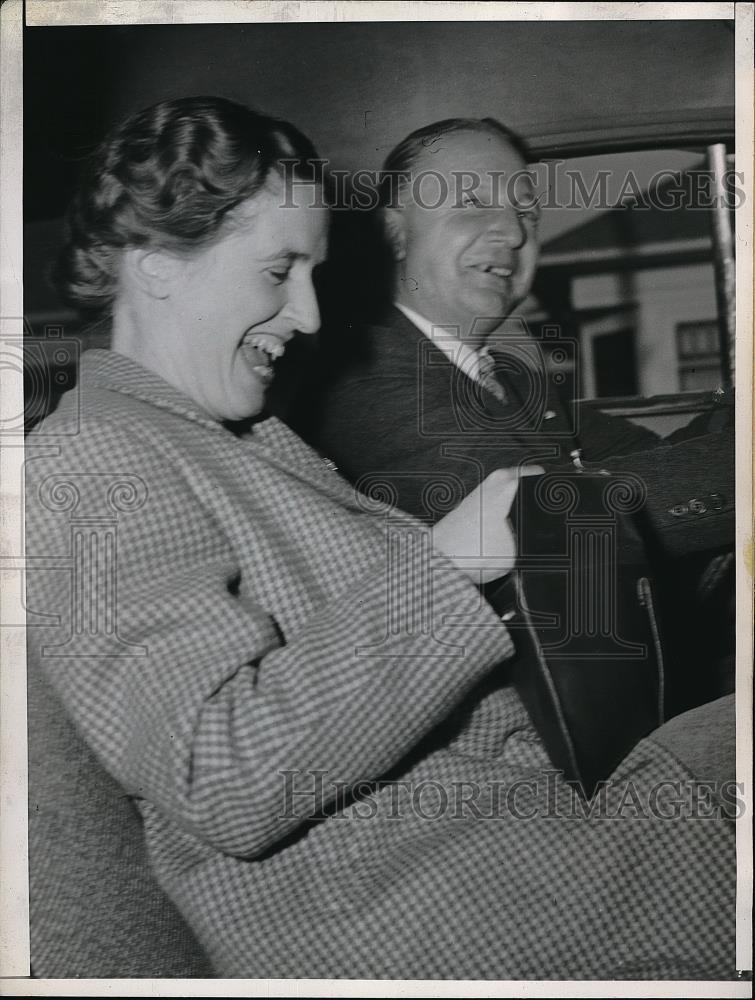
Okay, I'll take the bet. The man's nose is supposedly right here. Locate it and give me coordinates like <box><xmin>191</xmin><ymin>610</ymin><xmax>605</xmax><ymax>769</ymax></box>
<box><xmin>287</xmin><ymin>278</ymin><xmax>321</xmax><ymax>335</ymax></box>
<box><xmin>485</xmin><ymin>206</ymin><xmax>527</xmax><ymax>248</ymax></box>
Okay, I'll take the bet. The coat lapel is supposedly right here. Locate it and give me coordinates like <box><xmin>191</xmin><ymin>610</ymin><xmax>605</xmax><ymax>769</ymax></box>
<box><xmin>375</xmin><ymin>309</ymin><xmax>578</xmax><ymax>456</ymax></box>
<box><xmin>81</xmin><ymin>350</ymin><xmax>367</xmax><ymax>509</ymax></box>
<box><xmin>247</xmin><ymin>418</ymin><xmax>367</xmax><ymax>509</ymax></box>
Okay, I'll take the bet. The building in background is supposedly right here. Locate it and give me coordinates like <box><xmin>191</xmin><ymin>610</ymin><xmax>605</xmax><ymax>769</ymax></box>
<box><xmin>533</xmin><ymin>154</ymin><xmax>729</xmax><ymax>402</ymax></box>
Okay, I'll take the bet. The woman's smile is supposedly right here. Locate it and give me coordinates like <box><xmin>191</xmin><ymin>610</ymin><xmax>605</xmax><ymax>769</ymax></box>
<box><xmin>239</xmin><ymin>331</ymin><xmax>291</xmax><ymax>385</ymax></box>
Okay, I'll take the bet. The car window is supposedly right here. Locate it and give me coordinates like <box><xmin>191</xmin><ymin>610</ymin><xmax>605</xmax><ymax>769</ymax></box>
<box><xmin>517</xmin><ymin>149</ymin><xmax>734</xmax><ymax>405</ymax></box>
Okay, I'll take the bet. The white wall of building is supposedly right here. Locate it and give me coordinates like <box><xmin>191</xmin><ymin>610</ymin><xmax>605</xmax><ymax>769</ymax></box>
<box><xmin>572</xmin><ymin>263</ymin><xmax>719</xmax><ymax>397</ymax></box>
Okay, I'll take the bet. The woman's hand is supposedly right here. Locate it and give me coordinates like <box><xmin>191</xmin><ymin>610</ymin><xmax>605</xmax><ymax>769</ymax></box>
<box><xmin>432</xmin><ymin>466</ymin><xmax>543</xmax><ymax>584</ymax></box>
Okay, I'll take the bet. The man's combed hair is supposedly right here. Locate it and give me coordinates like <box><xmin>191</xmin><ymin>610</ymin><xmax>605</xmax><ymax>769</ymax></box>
<box><xmin>378</xmin><ymin>117</ymin><xmax>531</xmax><ymax>208</ymax></box>
<box><xmin>56</xmin><ymin>96</ymin><xmax>321</xmax><ymax>314</ymax></box>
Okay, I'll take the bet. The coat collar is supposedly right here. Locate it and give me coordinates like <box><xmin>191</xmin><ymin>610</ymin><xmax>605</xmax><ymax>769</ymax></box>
<box><xmin>367</xmin><ymin>306</ymin><xmax>457</xmax><ymax>374</ymax></box>
<box><xmin>371</xmin><ymin>306</ymin><xmax>510</xmax><ymax>410</ymax></box>
<box><xmin>78</xmin><ymin>349</ymin><xmax>370</xmax><ymax>509</ymax></box>
<box><xmin>80</xmin><ymin>349</ymin><xmax>224</xmax><ymax>431</ymax></box>
<box><xmin>374</xmin><ymin>304</ymin><xmax>428</xmax><ymax>347</ymax></box>
<box><xmin>369</xmin><ymin>308</ymin><xmax>577</xmax><ymax>439</ymax></box>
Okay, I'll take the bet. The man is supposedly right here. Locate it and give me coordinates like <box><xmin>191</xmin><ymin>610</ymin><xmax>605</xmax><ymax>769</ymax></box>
<box><xmin>295</xmin><ymin>117</ymin><xmax>735</xmax><ymax>788</ymax></box>
<box><xmin>306</xmin><ymin>118</ymin><xmax>733</xmax><ymax>553</ymax></box>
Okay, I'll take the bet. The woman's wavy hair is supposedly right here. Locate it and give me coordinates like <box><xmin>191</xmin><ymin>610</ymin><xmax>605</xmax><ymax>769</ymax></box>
<box><xmin>56</xmin><ymin>96</ymin><xmax>322</xmax><ymax>314</ymax></box>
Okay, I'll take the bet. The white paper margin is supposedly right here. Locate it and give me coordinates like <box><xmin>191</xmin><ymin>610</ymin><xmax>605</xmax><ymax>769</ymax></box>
<box><xmin>1</xmin><ymin>1</ymin><xmax>752</xmax><ymax>996</ymax></box>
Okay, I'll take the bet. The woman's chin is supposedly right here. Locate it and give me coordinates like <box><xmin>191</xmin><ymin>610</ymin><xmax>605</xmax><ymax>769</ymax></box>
<box><xmin>236</xmin><ymin>391</ymin><xmax>267</xmax><ymax>422</ymax></box>
<box><xmin>210</xmin><ymin>382</ymin><xmax>266</xmax><ymax>424</ymax></box>
<box><xmin>226</xmin><ymin>362</ymin><xmax>270</xmax><ymax>416</ymax></box>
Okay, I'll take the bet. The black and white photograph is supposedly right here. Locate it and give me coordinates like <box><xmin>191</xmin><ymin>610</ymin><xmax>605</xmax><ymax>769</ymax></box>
<box><xmin>0</xmin><ymin>0</ymin><xmax>752</xmax><ymax>994</ymax></box>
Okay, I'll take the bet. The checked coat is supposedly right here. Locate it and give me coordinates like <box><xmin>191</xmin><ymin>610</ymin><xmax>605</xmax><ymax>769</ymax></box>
<box><xmin>25</xmin><ymin>349</ymin><xmax>736</xmax><ymax>980</ymax></box>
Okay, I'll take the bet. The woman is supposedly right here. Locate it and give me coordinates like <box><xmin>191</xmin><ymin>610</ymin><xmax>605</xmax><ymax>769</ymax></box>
<box><xmin>26</xmin><ymin>97</ymin><xmax>735</xmax><ymax>980</ymax></box>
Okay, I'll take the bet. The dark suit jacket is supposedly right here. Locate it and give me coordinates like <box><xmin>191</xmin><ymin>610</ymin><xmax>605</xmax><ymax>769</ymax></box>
<box><xmin>305</xmin><ymin>307</ymin><xmax>735</xmax><ymax>559</ymax></box>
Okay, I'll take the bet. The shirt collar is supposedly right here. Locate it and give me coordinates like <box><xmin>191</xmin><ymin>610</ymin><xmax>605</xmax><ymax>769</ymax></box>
<box><xmin>394</xmin><ymin>302</ymin><xmax>488</xmax><ymax>384</ymax></box>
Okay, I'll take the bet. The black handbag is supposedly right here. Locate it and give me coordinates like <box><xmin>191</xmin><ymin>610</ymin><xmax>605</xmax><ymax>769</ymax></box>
<box><xmin>485</xmin><ymin>467</ymin><xmax>666</xmax><ymax>797</ymax></box>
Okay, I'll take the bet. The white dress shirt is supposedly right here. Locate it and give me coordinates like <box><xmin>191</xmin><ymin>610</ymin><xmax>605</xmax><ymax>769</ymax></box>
<box><xmin>395</xmin><ymin>302</ymin><xmax>561</xmax><ymax>418</ymax></box>
<box><xmin>394</xmin><ymin>302</ymin><xmax>491</xmax><ymax>385</ymax></box>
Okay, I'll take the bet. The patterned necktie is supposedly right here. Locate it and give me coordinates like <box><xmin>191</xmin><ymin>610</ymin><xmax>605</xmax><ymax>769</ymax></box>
<box><xmin>477</xmin><ymin>350</ymin><xmax>507</xmax><ymax>404</ymax></box>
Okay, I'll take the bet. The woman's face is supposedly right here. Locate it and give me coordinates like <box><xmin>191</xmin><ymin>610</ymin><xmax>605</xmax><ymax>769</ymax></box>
<box><xmin>136</xmin><ymin>182</ymin><xmax>329</xmax><ymax>422</ymax></box>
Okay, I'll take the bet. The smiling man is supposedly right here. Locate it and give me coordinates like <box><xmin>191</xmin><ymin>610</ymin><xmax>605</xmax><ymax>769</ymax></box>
<box><xmin>307</xmin><ymin>118</ymin><xmax>733</xmax><ymax>554</ymax></box>
<box><xmin>302</xmin><ymin>117</ymin><xmax>735</xmax><ymax>753</ymax></box>
<box><xmin>385</xmin><ymin>122</ymin><xmax>540</xmax><ymax>349</ymax></box>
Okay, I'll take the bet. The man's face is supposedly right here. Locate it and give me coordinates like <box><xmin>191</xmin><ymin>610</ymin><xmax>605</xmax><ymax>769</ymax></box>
<box><xmin>391</xmin><ymin>130</ymin><xmax>539</xmax><ymax>347</ymax></box>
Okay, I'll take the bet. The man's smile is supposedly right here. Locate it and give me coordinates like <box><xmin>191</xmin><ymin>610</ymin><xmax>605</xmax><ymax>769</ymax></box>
<box><xmin>466</xmin><ymin>261</ymin><xmax>516</xmax><ymax>286</ymax></box>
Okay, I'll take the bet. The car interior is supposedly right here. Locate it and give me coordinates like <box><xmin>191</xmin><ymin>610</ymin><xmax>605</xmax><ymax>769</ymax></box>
<box><xmin>20</xmin><ymin>14</ymin><xmax>738</xmax><ymax>979</ymax></box>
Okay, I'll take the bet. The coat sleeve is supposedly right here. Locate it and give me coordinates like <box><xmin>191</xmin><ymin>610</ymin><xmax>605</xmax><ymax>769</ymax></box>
<box><xmin>315</xmin><ymin>373</ymin><xmax>735</xmax><ymax>557</ymax></box>
<box><xmin>575</xmin><ymin>399</ymin><xmax>735</xmax><ymax>557</ymax></box>
<box><xmin>574</xmin><ymin>400</ymin><xmax>661</xmax><ymax>460</ymax></box>
<box><xmin>25</xmin><ymin>418</ymin><xmax>514</xmax><ymax>860</ymax></box>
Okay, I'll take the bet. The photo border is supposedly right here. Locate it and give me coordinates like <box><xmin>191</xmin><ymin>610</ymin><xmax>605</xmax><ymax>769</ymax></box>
<box><xmin>2</xmin><ymin>1</ymin><xmax>752</xmax><ymax>996</ymax></box>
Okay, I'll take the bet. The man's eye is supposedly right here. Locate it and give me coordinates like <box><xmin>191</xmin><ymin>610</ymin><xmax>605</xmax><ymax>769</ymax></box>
<box><xmin>460</xmin><ymin>192</ymin><xmax>481</xmax><ymax>207</ymax></box>
<box><xmin>516</xmin><ymin>194</ymin><xmax>544</xmax><ymax>224</ymax></box>
<box><xmin>517</xmin><ymin>208</ymin><xmax>540</xmax><ymax>224</ymax></box>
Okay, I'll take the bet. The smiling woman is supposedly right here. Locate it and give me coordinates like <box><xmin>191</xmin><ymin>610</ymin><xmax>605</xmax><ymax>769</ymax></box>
<box><xmin>24</xmin><ymin>95</ymin><xmax>526</xmax><ymax>977</ymax></box>
<box><xmin>54</xmin><ymin>97</ymin><xmax>327</xmax><ymax>421</ymax></box>
<box><xmin>112</xmin><ymin>188</ymin><xmax>327</xmax><ymax>421</ymax></box>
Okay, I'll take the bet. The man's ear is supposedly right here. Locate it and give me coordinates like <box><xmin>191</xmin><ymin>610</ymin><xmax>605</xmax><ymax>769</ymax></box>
<box><xmin>123</xmin><ymin>248</ymin><xmax>182</xmax><ymax>300</ymax></box>
<box><xmin>382</xmin><ymin>208</ymin><xmax>407</xmax><ymax>262</ymax></box>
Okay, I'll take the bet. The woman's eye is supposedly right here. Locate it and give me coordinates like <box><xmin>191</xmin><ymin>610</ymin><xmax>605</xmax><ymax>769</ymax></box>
<box><xmin>268</xmin><ymin>268</ymin><xmax>290</xmax><ymax>285</ymax></box>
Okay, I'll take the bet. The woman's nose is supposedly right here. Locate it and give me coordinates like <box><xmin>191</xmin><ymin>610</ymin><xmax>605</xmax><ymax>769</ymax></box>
<box><xmin>288</xmin><ymin>278</ymin><xmax>321</xmax><ymax>335</ymax></box>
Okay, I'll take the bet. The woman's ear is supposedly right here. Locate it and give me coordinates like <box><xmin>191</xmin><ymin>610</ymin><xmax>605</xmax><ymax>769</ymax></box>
<box><xmin>382</xmin><ymin>208</ymin><xmax>407</xmax><ymax>263</ymax></box>
<box><xmin>123</xmin><ymin>248</ymin><xmax>181</xmax><ymax>300</ymax></box>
